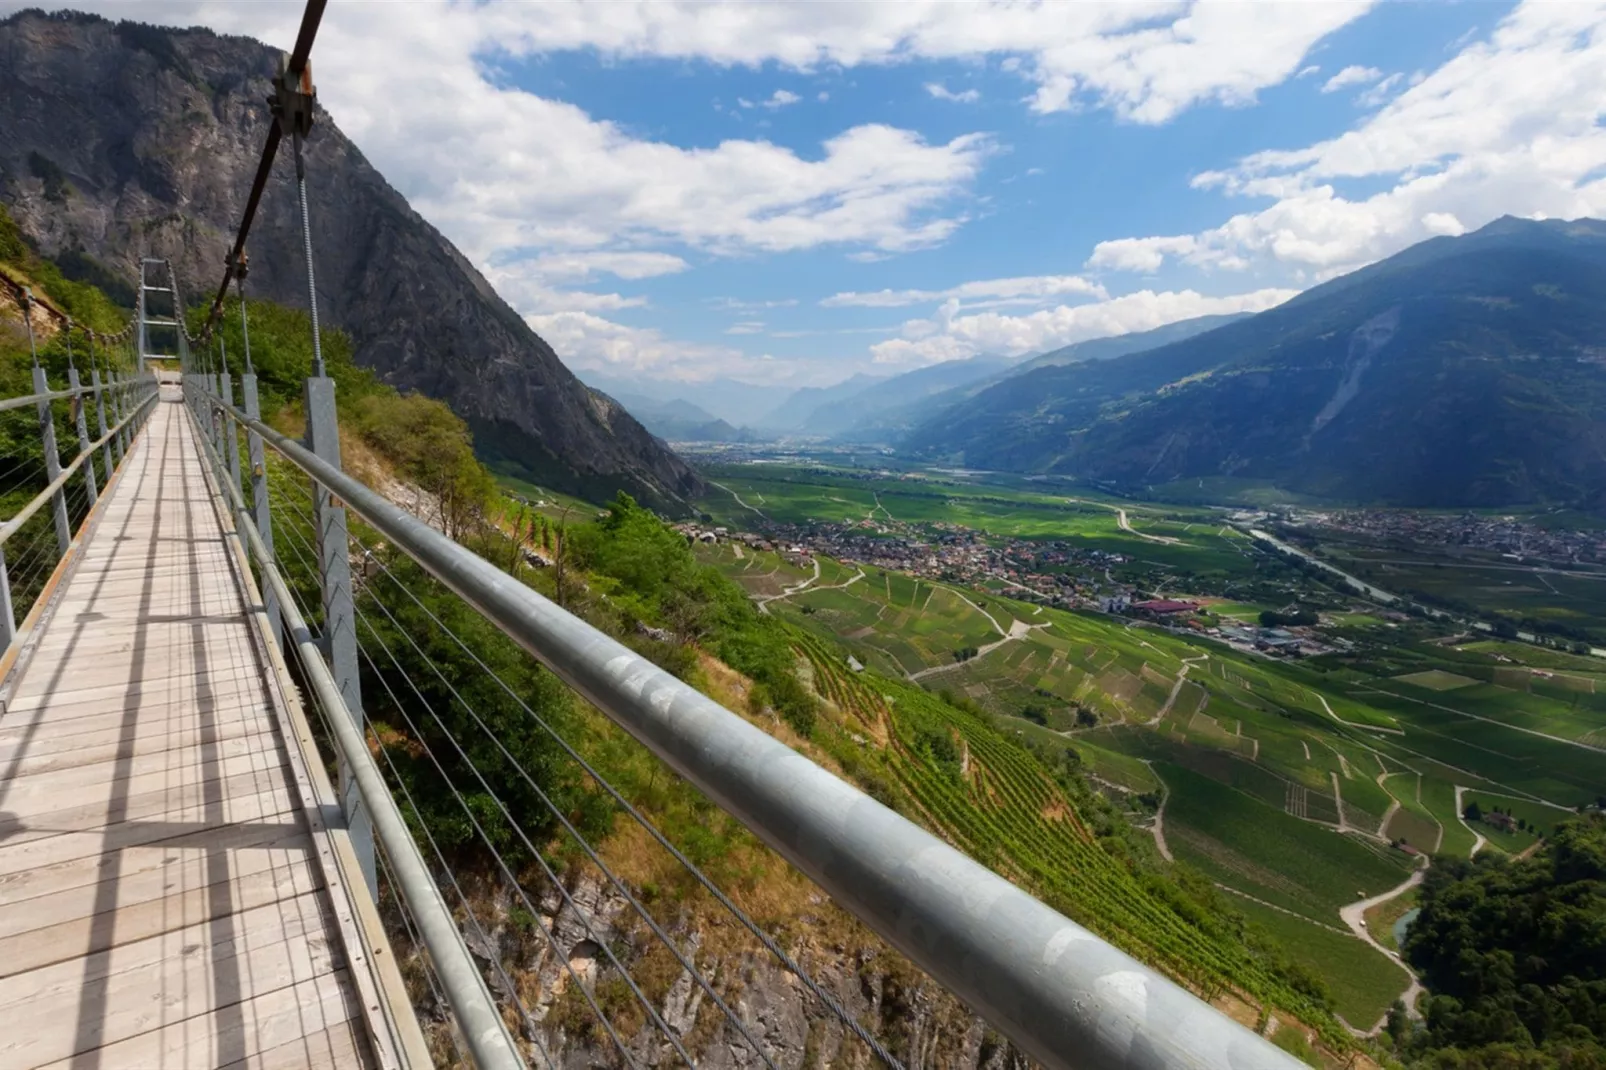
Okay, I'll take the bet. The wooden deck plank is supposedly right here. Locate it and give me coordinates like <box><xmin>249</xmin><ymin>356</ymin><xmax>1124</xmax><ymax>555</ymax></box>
<box><xmin>0</xmin><ymin>814</ymin><xmax>307</xmax><ymax>915</ymax></box>
<box><xmin>0</xmin><ymin>767</ymin><xmax>293</xmax><ymax>849</ymax></box>
<box><xmin>0</xmin><ymin>785</ymin><xmax>298</xmax><ymax>878</ymax></box>
<box><xmin>28</xmin><ymin>970</ymin><xmax>367</xmax><ymax>1070</ymax></box>
<box><xmin>0</xmin><ymin>398</ymin><xmax>380</xmax><ymax>1069</ymax></box>
<box><xmin>0</xmin><ymin>895</ymin><xmax>344</xmax><ymax>1068</ymax></box>
<box><xmin>0</xmin><ymin>891</ymin><xmax>337</xmax><ymax>1012</ymax></box>
<box><xmin>0</xmin><ymin>714</ymin><xmax>278</xmax><ymax>780</ymax></box>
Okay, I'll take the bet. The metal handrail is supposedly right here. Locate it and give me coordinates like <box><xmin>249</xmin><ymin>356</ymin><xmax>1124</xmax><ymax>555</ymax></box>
<box><xmin>184</xmin><ymin>382</ymin><xmax>526</xmax><ymax>1070</ymax></box>
<box><xmin>0</xmin><ymin>383</ymin><xmax>109</xmax><ymax>414</ymax></box>
<box><xmin>196</xmin><ymin>385</ymin><xmax>1304</xmax><ymax>1070</ymax></box>
<box><xmin>0</xmin><ymin>386</ymin><xmax>159</xmax><ymax>545</ymax></box>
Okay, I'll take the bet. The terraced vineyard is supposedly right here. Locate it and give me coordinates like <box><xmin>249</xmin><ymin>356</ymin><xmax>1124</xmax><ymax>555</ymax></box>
<box><xmin>693</xmin><ymin>465</ymin><xmax>1606</xmax><ymax>1042</ymax></box>
<box><xmin>794</xmin><ymin>630</ymin><xmax>1346</xmax><ymax>1041</ymax></box>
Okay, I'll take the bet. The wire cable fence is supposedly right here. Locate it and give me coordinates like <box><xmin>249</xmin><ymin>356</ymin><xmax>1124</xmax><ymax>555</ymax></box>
<box><xmin>0</xmin><ymin>303</ymin><xmax>157</xmax><ymax>658</ymax></box>
<box><xmin>247</xmin><ymin>448</ymin><xmax>898</xmax><ymax>1070</ymax></box>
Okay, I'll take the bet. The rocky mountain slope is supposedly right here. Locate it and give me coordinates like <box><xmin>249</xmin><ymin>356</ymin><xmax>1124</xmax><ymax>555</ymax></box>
<box><xmin>0</xmin><ymin>9</ymin><xmax>701</xmax><ymax>512</ymax></box>
<box><xmin>904</xmin><ymin>218</ymin><xmax>1606</xmax><ymax>508</ymax></box>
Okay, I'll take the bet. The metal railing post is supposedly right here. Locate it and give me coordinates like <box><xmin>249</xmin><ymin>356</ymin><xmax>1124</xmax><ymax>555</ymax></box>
<box><xmin>67</xmin><ymin>364</ymin><xmax>98</xmax><ymax>510</ymax></box>
<box><xmin>0</xmin><ymin>548</ymin><xmax>14</xmax><ymax>652</ymax></box>
<box><xmin>222</xmin><ymin>373</ymin><xmax>242</xmax><ymax>498</ymax></box>
<box><xmin>93</xmin><ymin>365</ymin><xmax>116</xmax><ymax>472</ymax></box>
<box><xmin>305</xmin><ymin>374</ymin><xmax>374</xmax><ymax>897</ymax></box>
<box><xmin>111</xmin><ymin>368</ymin><xmax>130</xmax><ymax>458</ymax></box>
<box><xmin>33</xmin><ymin>365</ymin><xmax>72</xmax><ymax>555</ymax></box>
<box><xmin>241</xmin><ymin>371</ymin><xmax>280</xmax><ymax>647</ymax></box>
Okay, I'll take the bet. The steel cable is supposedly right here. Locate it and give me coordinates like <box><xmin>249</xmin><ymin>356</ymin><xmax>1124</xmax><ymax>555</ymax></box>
<box><xmin>270</xmin><ymin>486</ymin><xmax>764</xmax><ymax>1067</ymax></box>
<box><xmin>268</xmin><ymin>509</ymin><xmax>569</xmax><ymax>1069</ymax></box>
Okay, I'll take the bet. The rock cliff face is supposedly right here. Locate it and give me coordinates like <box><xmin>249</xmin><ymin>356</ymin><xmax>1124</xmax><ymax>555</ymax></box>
<box><xmin>0</xmin><ymin>9</ymin><xmax>702</xmax><ymax>512</ymax></box>
<box><xmin>441</xmin><ymin>872</ymin><xmax>1028</xmax><ymax>1070</ymax></box>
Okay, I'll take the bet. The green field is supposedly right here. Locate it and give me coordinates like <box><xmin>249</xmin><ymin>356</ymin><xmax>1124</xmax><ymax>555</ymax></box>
<box><xmin>1159</xmin><ymin>763</ymin><xmax>1414</xmax><ymax>922</ymax></box>
<box><xmin>1312</xmin><ymin>534</ymin><xmax>1606</xmax><ymax>643</ymax></box>
<box><xmin>697</xmin><ymin>464</ymin><xmax>1264</xmax><ymax>579</ymax></box>
<box><xmin>1231</xmin><ymin>899</ymin><xmax>1412</xmax><ymax>1030</ymax></box>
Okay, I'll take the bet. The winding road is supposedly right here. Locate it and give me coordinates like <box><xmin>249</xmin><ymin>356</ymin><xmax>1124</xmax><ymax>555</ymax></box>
<box><xmin>1339</xmin><ymin>863</ymin><xmax>1428</xmax><ymax>1025</ymax></box>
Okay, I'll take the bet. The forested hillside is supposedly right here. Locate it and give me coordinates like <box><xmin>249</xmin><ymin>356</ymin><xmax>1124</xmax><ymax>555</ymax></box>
<box><xmin>1395</xmin><ymin>815</ymin><xmax>1605</xmax><ymax>1068</ymax></box>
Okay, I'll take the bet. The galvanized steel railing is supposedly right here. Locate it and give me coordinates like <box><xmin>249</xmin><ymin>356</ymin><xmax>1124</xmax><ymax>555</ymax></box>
<box><xmin>0</xmin><ymin>289</ymin><xmax>160</xmax><ymax>667</ymax></box>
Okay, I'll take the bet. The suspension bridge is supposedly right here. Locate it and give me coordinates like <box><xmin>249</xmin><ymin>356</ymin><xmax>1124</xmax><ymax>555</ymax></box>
<box><xmin>0</xmin><ymin>5</ymin><xmax>1309</xmax><ymax>1070</ymax></box>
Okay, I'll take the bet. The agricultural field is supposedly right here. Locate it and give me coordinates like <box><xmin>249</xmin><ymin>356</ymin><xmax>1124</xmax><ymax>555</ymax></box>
<box><xmin>697</xmin><ymin>464</ymin><xmax>1265</xmax><ymax>580</ymax></box>
<box><xmin>1230</xmin><ymin>899</ymin><xmax>1412</xmax><ymax>1031</ymax></box>
<box><xmin>1157</xmin><ymin>764</ymin><xmax>1414</xmax><ymax>923</ymax></box>
<box><xmin>792</xmin><ymin>638</ymin><xmax>1346</xmax><ymax>1039</ymax></box>
<box><xmin>1309</xmin><ymin>533</ymin><xmax>1606</xmax><ymax>643</ymax></box>
<box><xmin>690</xmin><ymin>459</ymin><xmax>1606</xmax><ymax>1035</ymax></box>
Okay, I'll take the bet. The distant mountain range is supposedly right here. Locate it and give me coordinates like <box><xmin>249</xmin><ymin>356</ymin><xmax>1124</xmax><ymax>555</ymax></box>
<box><xmin>600</xmin><ymin>391</ymin><xmax>756</xmax><ymax>443</ymax></box>
<box><xmin>595</xmin><ymin>315</ymin><xmax>1243</xmax><ymax>447</ymax></box>
<box><xmin>903</xmin><ymin>217</ymin><xmax>1606</xmax><ymax>509</ymax></box>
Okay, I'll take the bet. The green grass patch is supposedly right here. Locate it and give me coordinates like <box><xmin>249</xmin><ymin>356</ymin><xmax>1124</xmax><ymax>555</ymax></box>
<box><xmin>1161</xmin><ymin>763</ymin><xmax>1413</xmax><ymax>922</ymax></box>
<box><xmin>1233</xmin><ymin>900</ymin><xmax>1410</xmax><ymax>1030</ymax></box>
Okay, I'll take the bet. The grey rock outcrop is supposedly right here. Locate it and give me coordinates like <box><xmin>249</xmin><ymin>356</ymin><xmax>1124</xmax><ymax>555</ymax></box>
<box><xmin>0</xmin><ymin>9</ymin><xmax>702</xmax><ymax>513</ymax></box>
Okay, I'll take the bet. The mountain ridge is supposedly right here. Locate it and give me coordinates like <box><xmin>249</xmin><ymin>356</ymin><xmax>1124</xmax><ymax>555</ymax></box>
<box><xmin>903</xmin><ymin>216</ymin><xmax>1606</xmax><ymax>507</ymax></box>
<box><xmin>0</xmin><ymin>9</ymin><xmax>702</xmax><ymax>512</ymax></box>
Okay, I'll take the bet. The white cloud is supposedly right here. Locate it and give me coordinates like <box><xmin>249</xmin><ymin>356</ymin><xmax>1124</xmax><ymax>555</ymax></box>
<box><xmin>823</xmin><ymin>274</ymin><xmax>1106</xmax><ymax>308</ymax></box>
<box><xmin>1296</xmin><ymin>64</ymin><xmax>1321</xmax><ymax>79</ymax></box>
<box><xmin>1086</xmin><ymin>236</ymin><xmax>1203</xmax><ymax>273</ymax></box>
<box><xmin>764</xmin><ymin>89</ymin><xmax>801</xmax><ymax>108</ymax></box>
<box><xmin>530</xmin><ymin>311</ymin><xmax>752</xmax><ymax>378</ymax></box>
<box><xmin>191</xmin><ymin>1</ymin><xmax>1375</xmax><ymax>128</ymax></box>
<box><xmin>869</xmin><ymin>287</ymin><xmax>1297</xmax><ymax>366</ymax></box>
<box><xmin>1354</xmin><ymin>71</ymin><xmax>1404</xmax><ymax>109</ymax></box>
<box><xmin>817</xmin><ymin>90</ymin><xmax>830</xmax><ymax>102</ymax></box>
<box><xmin>1320</xmin><ymin>65</ymin><xmax>1382</xmax><ymax>93</ymax></box>
<box><xmin>1083</xmin><ymin>2</ymin><xmax>1606</xmax><ymax>281</ymax></box>
<box><xmin>511</xmin><ymin>251</ymin><xmax>691</xmax><ymax>281</ymax></box>
<box><xmin>726</xmin><ymin>321</ymin><xmax>766</xmax><ymax>334</ymax></box>
<box><xmin>925</xmin><ymin>81</ymin><xmax>980</xmax><ymax>103</ymax></box>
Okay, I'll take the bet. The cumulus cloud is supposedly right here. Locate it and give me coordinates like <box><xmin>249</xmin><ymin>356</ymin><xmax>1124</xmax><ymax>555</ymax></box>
<box><xmin>511</xmin><ymin>251</ymin><xmax>691</xmax><ymax>281</ymax></box>
<box><xmin>1320</xmin><ymin>65</ymin><xmax>1382</xmax><ymax>93</ymax></box>
<box><xmin>869</xmin><ymin>287</ymin><xmax>1296</xmax><ymax>366</ymax></box>
<box><xmin>764</xmin><ymin>89</ymin><xmax>801</xmax><ymax>108</ymax></box>
<box><xmin>925</xmin><ymin>82</ymin><xmax>980</xmax><ymax>103</ymax></box>
<box><xmin>112</xmin><ymin>1</ymin><xmax>1376</xmax><ymax>130</ymax></box>
<box><xmin>1084</xmin><ymin>2</ymin><xmax>1606</xmax><ymax>281</ymax></box>
<box><xmin>822</xmin><ymin>274</ymin><xmax>1105</xmax><ymax>308</ymax></box>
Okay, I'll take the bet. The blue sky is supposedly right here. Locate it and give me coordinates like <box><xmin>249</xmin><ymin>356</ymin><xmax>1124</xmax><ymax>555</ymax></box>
<box><xmin>19</xmin><ymin>0</ymin><xmax>1606</xmax><ymax>388</ymax></box>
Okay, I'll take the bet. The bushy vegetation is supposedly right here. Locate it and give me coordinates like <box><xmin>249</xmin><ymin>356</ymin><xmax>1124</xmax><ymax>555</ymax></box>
<box><xmin>1396</xmin><ymin>815</ymin><xmax>1606</xmax><ymax>1068</ymax></box>
<box><xmin>569</xmin><ymin>493</ymin><xmax>818</xmax><ymax>737</ymax></box>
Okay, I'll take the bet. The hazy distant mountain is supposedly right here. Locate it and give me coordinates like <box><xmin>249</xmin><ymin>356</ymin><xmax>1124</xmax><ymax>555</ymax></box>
<box><xmin>890</xmin><ymin>314</ymin><xmax>1258</xmax><ymax>441</ymax></box>
<box><xmin>577</xmin><ymin>371</ymin><xmax>793</xmax><ymax>428</ymax></box>
<box><xmin>757</xmin><ymin>373</ymin><xmax>890</xmax><ymax>433</ymax></box>
<box><xmin>605</xmin><ymin>392</ymin><xmax>754</xmax><ymax>443</ymax></box>
<box><xmin>812</xmin><ymin>357</ymin><xmax>1018</xmax><ymax>442</ymax></box>
<box><xmin>904</xmin><ymin>217</ymin><xmax>1606</xmax><ymax>508</ymax></box>
<box><xmin>1009</xmin><ymin>313</ymin><xmax>1250</xmax><ymax>376</ymax></box>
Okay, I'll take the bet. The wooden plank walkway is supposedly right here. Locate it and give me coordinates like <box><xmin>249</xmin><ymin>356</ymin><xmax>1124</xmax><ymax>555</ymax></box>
<box><xmin>0</xmin><ymin>393</ymin><xmax>380</xmax><ymax>1070</ymax></box>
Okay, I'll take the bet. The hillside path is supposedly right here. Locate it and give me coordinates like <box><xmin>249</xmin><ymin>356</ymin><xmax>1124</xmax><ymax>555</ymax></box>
<box><xmin>1144</xmin><ymin>654</ymin><xmax>1207</xmax><ymax>726</ymax></box>
<box><xmin>1142</xmin><ymin>760</ymin><xmax>1173</xmax><ymax>862</ymax></box>
<box><xmin>708</xmin><ymin>480</ymin><xmax>766</xmax><ymax>518</ymax></box>
<box><xmin>1339</xmin><ymin>863</ymin><xmax>1427</xmax><ymax>1023</ymax></box>
<box><xmin>1453</xmin><ymin>786</ymin><xmax>1489</xmax><ymax>856</ymax></box>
